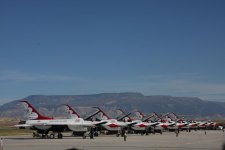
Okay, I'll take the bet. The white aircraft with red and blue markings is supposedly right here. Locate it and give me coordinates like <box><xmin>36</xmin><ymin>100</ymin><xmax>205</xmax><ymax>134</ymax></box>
<box><xmin>15</xmin><ymin>101</ymin><xmax>105</xmax><ymax>138</ymax></box>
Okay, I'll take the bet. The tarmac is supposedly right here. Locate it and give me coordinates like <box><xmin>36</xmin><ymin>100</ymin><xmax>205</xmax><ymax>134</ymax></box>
<box><xmin>1</xmin><ymin>130</ymin><xmax>225</xmax><ymax>150</ymax></box>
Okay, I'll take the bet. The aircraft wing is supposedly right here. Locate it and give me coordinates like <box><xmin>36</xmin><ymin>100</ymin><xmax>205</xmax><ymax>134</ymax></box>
<box><xmin>47</xmin><ymin>121</ymin><xmax>94</xmax><ymax>127</ymax></box>
<box><xmin>148</xmin><ymin>122</ymin><xmax>160</xmax><ymax>127</ymax></box>
<box><xmin>168</xmin><ymin>123</ymin><xmax>176</xmax><ymax>127</ymax></box>
<box><xmin>126</xmin><ymin>122</ymin><xmax>139</xmax><ymax>127</ymax></box>
<box><xmin>14</xmin><ymin>124</ymin><xmax>32</xmax><ymax>128</ymax></box>
<box><xmin>93</xmin><ymin>121</ymin><xmax>108</xmax><ymax>126</ymax></box>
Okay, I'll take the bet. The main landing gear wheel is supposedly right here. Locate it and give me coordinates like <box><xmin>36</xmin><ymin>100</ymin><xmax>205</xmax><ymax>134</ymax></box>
<box><xmin>49</xmin><ymin>133</ymin><xmax>55</xmax><ymax>139</ymax></box>
<box><xmin>32</xmin><ymin>132</ymin><xmax>40</xmax><ymax>138</ymax></box>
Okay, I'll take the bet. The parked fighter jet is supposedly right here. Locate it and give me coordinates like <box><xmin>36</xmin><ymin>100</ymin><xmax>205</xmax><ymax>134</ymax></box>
<box><xmin>116</xmin><ymin>109</ymin><xmax>159</xmax><ymax>134</ymax></box>
<box><xmin>15</xmin><ymin>101</ymin><xmax>105</xmax><ymax>138</ymax></box>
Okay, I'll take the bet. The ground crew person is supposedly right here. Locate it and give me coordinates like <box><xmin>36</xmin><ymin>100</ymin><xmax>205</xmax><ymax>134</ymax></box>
<box><xmin>0</xmin><ymin>138</ymin><xmax>3</xmax><ymax>150</ymax></box>
<box><xmin>176</xmin><ymin>129</ymin><xmax>179</xmax><ymax>137</ymax></box>
<box><xmin>90</xmin><ymin>127</ymin><xmax>94</xmax><ymax>139</ymax></box>
<box><xmin>123</xmin><ymin>132</ymin><xmax>127</xmax><ymax>141</ymax></box>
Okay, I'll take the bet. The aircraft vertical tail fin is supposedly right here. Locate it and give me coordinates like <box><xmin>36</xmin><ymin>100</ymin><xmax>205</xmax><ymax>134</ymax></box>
<box><xmin>84</xmin><ymin>109</ymin><xmax>101</xmax><ymax>121</ymax></box>
<box><xmin>142</xmin><ymin>113</ymin><xmax>156</xmax><ymax>122</ymax></box>
<box><xmin>134</xmin><ymin>110</ymin><xmax>145</xmax><ymax>120</ymax></box>
<box><xmin>93</xmin><ymin>107</ymin><xmax>111</xmax><ymax>120</ymax></box>
<box><xmin>117</xmin><ymin>112</ymin><xmax>132</xmax><ymax>122</ymax></box>
<box><xmin>20</xmin><ymin>101</ymin><xmax>53</xmax><ymax>120</ymax></box>
<box><xmin>116</xmin><ymin>109</ymin><xmax>125</xmax><ymax>115</ymax></box>
<box><xmin>63</xmin><ymin>104</ymin><xmax>80</xmax><ymax>119</ymax></box>
<box><xmin>116</xmin><ymin>109</ymin><xmax>132</xmax><ymax>122</ymax></box>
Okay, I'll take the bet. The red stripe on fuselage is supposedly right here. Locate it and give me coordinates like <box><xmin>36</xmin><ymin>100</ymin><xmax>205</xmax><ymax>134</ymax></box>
<box><xmin>107</xmin><ymin>124</ymin><xmax>119</xmax><ymax>128</ymax></box>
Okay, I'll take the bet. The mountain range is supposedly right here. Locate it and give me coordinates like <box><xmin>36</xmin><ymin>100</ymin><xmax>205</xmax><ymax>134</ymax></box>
<box><xmin>0</xmin><ymin>92</ymin><xmax>225</xmax><ymax>119</ymax></box>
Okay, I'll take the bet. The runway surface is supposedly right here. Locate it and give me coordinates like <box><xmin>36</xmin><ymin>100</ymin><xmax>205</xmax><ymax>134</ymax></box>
<box><xmin>1</xmin><ymin>130</ymin><xmax>225</xmax><ymax>150</ymax></box>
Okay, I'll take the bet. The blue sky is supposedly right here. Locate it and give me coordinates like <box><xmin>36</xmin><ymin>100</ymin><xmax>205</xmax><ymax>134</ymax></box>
<box><xmin>0</xmin><ymin>0</ymin><xmax>225</xmax><ymax>105</ymax></box>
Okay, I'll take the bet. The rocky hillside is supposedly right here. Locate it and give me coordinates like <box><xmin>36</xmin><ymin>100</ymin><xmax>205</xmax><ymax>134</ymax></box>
<box><xmin>0</xmin><ymin>92</ymin><xmax>225</xmax><ymax>119</ymax></box>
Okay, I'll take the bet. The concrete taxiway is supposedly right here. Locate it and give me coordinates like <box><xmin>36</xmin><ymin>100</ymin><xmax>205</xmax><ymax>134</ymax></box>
<box><xmin>1</xmin><ymin>130</ymin><xmax>225</xmax><ymax>150</ymax></box>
